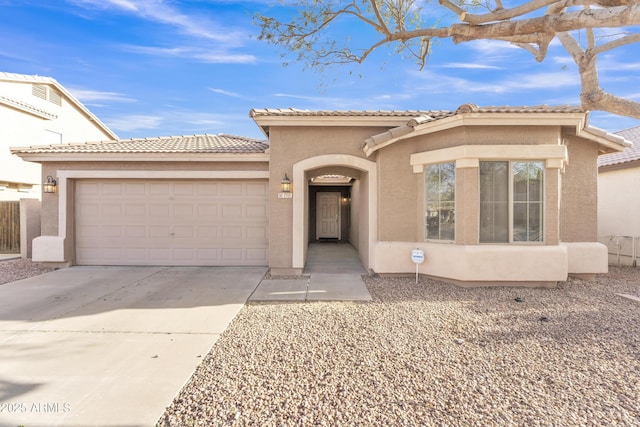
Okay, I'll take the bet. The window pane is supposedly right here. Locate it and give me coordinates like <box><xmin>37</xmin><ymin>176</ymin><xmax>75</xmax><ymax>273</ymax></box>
<box><xmin>528</xmin><ymin>202</ymin><xmax>543</xmax><ymax>241</ymax></box>
<box><xmin>512</xmin><ymin>162</ymin><xmax>544</xmax><ymax>242</ymax></box>
<box><xmin>440</xmin><ymin>202</ymin><xmax>455</xmax><ymax>241</ymax></box>
<box><xmin>480</xmin><ymin>162</ymin><xmax>509</xmax><ymax>243</ymax></box>
<box><xmin>425</xmin><ymin>163</ymin><xmax>455</xmax><ymax>241</ymax></box>
<box><xmin>513</xmin><ymin>203</ymin><xmax>528</xmax><ymax>242</ymax></box>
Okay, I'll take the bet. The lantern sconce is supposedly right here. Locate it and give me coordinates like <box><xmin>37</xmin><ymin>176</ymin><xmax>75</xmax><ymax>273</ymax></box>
<box><xmin>43</xmin><ymin>176</ymin><xmax>57</xmax><ymax>193</ymax></box>
<box><xmin>281</xmin><ymin>173</ymin><xmax>291</xmax><ymax>193</ymax></box>
<box><xmin>278</xmin><ymin>173</ymin><xmax>293</xmax><ymax>199</ymax></box>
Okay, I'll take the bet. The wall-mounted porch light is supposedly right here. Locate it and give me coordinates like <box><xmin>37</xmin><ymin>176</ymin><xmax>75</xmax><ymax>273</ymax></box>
<box><xmin>281</xmin><ymin>173</ymin><xmax>291</xmax><ymax>193</ymax></box>
<box><xmin>43</xmin><ymin>176</ymin><xmax>57</xmax><ymax>193</ymax></box>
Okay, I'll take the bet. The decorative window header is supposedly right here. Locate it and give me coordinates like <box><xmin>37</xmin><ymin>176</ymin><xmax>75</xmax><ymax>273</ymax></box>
<box><xmin>410</xmin><ymin>144</ymin><xmax>567</xmax><ymax>173</ymax></box>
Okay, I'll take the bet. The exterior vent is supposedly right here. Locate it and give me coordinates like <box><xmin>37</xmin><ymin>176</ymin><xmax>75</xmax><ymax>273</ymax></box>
<box><xmin>32</xmin><ymin>84</ymin><xmax>62</xmax><ymax>106</ymax></box>
<box><xmin>32</xmin><ymin>84</ymin><xmax>47</xmax><ymax>100</ymax></box>
<box><xmin>49</xmin><ymin>89</ymin><xmax>62</xmax><ymax>106</ymax></box>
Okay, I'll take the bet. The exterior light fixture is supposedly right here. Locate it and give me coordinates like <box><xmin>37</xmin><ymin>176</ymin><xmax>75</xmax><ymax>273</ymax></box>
<box><xmin>43</xmin><ymin>176</ymin><xmax>57</xmax><ymax>193</ymax></box>
<box><xmin>281</xmin><ymin>173</ymin><xmax>291</xmax><ymax>193</ymax></box>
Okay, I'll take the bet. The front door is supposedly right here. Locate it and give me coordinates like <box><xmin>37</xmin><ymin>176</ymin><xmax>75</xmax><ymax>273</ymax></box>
<box><xmin>316</xmin><ymin>192</ymin><xmax>340</xmax><ymax>239</ymax></box>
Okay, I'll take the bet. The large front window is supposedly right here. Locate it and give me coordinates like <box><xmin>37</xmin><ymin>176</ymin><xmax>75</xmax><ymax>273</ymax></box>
<box><xmin>425</xmin><ymin>162</ymin><xmax>455</xmax><ymax>241</ymax></box>
<box><xmin>480</xmin><ymin>161</ymin><xmax>544</xmax><ymax>243</ymax></box>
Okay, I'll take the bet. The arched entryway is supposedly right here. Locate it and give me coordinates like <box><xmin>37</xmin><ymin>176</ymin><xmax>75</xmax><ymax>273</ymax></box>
<box><xmin>292</xmin><ymin>154</ymin><xmax>377</xmax><ymax>271</ymax></box>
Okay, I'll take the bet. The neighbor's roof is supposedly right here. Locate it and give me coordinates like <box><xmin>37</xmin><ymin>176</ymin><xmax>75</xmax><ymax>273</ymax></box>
<box><xmin>0</xmin><ymin>71</ymin><xmax>118</xmax><ymax>140</ymax></box>
<box><xmin>598</xmin><ymin>126</ymin><xmax>640</xmax><ymax>168</ymax></box>
<box><xmin>11</xmin><ymin>134</ymin><xmax>269</xmax><ymax>156</ymax></box>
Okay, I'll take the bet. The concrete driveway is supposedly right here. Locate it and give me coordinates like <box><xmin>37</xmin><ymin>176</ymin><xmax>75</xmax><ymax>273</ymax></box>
<box><xmin>0</xmin><ymin>266</ymin><xmax>265</xmax><ymax>427</ymax></box>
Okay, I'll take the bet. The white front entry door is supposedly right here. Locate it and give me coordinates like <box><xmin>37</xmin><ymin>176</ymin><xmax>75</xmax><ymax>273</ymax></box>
<box><xmin>316</xmin><ymin>192</ymin><xmax>341</xmax><ymax>239</ymax></box>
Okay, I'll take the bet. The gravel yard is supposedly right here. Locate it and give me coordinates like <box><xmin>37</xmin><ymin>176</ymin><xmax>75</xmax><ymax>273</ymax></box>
<box><xmin>0</xmin><ymin>258</ymin><xmax>56</xmax><ymax>284</ymax></box>
<box><xmin>158</xmin><ymin>268</ymin><xmax>640</xmax><ymax>427</ymax></box>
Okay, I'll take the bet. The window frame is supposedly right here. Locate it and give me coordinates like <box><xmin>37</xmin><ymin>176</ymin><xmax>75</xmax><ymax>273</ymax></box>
<box><xmin>479</xmin><ymin>160</ymin><xmax>545</xmax><ymax>244</ymax></box>
<box><xmin>424</xmin><ymin>161</ymin><xmax>456</xmax><ymax>243</ymax></box>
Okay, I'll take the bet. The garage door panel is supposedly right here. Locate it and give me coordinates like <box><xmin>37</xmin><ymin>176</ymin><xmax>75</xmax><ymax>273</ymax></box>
<box><xmin>198</xmin><ymin>226</ymin><xmax>218</xmax><ymax>239</ymax></box>
<box><xmin>75</xmin><ymin>179</ymin><xmax>268</xmax><ymax>266</ymax></box>
<box><xmin>198</xmin><ymin>204</ymin><xmax>218</xmax><ymax>217</ymax></box>
<box><xmin>102</xmin><ymin>183</ymin><xmax>123</xmax><ymax>195</ymax></box>
<box><xmin>247</xmin><ymin>248</ymin><xmax>268</xmax><ymax>263</ymax></box>
<box><xmin>150</xmin><ymin>204</ymin><xmax>170</xmax><ymax>216</ymax></box>
<box><xmin>102</xmin><ymin>204</ymin><xmax>122</xmax><ymax>216</ymax></box>
<box><xmin>173</xmin><ymin>204</ymin><xmax>194</xmax><ymax>217</ymax></box>
<box><xmin>222</xmin><ymin>183</ymin><xmax>243</xmax><ymax>195</ymax></box>
<box><xmin>125</xmin><ymin>183</ymin><xmax>146</xmax><ymax>195</ymax></box>
<box><xmin>222</xmin><ymin>204</ymin><xmax>242</xmax><ymax>217</ymax></box>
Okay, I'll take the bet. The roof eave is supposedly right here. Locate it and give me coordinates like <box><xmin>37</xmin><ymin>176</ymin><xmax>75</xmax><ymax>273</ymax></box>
<box><xmin>251</xmin><ymin>113</ymin><xmax>416</xmax><ymax>133</ymax></box>
<box><xmin>363</xmin><ymin>112</ymin><xmax>593</xmax><ymax>156</ymax></box>
<box><xmin>49</xmin><ymin>81</ymin><xmax>119</xmax><ymax>140</ymax></box>
<box><xmin>11</xmin><ymin>152</ymin><xmax>270</xmax><ymax>163</ymax></box>
<box><xmin>578</xmin><ymin>125</ymin><xmax>631</xmax><ymax>154</ymax></box>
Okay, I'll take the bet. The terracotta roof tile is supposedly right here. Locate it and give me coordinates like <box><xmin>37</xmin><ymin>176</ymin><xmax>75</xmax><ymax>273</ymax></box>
<box><xmin>12</xmin><ymin>134</ymin><xmax>269</xmax><ymax>155</ymax></box>
<box><xmin>598</xmin><ymin>126</ymin><xmax>640</xmax><ymax>168</ymax></box>
<box><xmin>250</xmin><ymin>108</ymin><xmax>455</xmax><ymax>118</ymax></box>
<box><xmin>250</xmin><ymin>105</ymin><xmax>585</xmax><ymax>118</ymax></box>
<box><xmin>0</xmin><ymin>95</ymin><xmax>58</xmax><ymax>119</ymax></box>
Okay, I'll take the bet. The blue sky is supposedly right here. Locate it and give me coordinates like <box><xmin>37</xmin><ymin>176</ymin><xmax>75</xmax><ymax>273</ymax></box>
<box><xmin>1</xmin><ymin>0</ymin><xmax>638</xmax><ymax>141</ymax></box>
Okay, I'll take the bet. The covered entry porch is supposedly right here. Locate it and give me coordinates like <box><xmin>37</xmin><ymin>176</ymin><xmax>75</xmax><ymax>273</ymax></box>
<box><xmin>287</xmin><ymin>154</ymin><xmax>377</xmax><ymax>276</ymax></box>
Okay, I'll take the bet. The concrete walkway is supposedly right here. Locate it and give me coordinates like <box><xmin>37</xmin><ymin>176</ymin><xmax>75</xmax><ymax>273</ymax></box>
<box><xmin>250</xmin><ymin>243</ymin><xmax>372</xmax><ymax>302</ymax></box>
<box><xmin>0</xmin><ymin>266</ymin><xmax>265</xmax><ymax>427</ymax></box>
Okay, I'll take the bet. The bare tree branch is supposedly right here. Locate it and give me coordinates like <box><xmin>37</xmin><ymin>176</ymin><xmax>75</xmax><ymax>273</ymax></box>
<box><xmin>255</xmin><ymin>0</ymin><xmax>640</xmax><ymax>119</ymax></box>
<box><xmin>590</xmin><ymin>33</ymin><xmax>640</xmax><ymax>55</ymax></box>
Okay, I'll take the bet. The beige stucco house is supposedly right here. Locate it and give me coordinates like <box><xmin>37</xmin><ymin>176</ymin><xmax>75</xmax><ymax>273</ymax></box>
<box><xmin>0</xmin><ymin>72</ymin><xmax>117</xmax><ymax>200</ymax></box>
<box><xmin>12</xmin><ymin>104</ymin><xmax>629</xmax><ymax>286</ymax></box>
<box><xmin>598</xmin><ymin>125</ymin><xmax>640</xmax><ymax>266</ymax></box>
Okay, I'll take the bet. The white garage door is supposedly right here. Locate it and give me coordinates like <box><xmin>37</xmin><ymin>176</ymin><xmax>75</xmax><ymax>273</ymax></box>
<box><xmin>75</xmin><ymin>179</ymin><xmax>268</xmax><ymax>266</ymax></box>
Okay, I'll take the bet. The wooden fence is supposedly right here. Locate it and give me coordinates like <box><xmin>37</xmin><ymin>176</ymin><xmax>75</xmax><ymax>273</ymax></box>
<box><xmin>0</xmin><ymin>201</ymin><xmax>20</xmax><ymax>254</ymax></box>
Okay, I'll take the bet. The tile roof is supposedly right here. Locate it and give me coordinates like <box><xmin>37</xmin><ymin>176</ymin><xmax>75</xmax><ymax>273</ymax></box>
<box><xmin>598</xmin><ymin>126</ymin><xmax>640</xmax><ymax>168</ymax></box>
<box><xmin>0</xmin><ymin>95</ymin><xmax>58</xmax><ymax>119</ymax></box>
<box><xmin>250</xmin><ymin>108</ymin><xmax>456</xmax><ymax>118</ymax></box>
<box><xmin>249</xmin><ymin>104</ymin><xmax>585</xmax><ymax>118</ymax></box>
<box><xmin>11</xmin><ymin>134</ymin><xmax>269</xmax><ymax>155</ymax></box>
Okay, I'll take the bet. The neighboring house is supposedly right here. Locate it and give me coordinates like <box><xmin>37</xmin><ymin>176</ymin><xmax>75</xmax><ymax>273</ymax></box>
<box><xmin>11</xmin><ymin>104</ymin><xmax>629</xmax><ymax>286</ymax></box>
<box><xmin>0</xmin><ymin>72</ymin><xmax>117</xmax><ymax>200</ymax></box>
<box><xmin>597</xmin><ymin>125</ymin><xmax>640</xmax><ymax>266</ymax></box>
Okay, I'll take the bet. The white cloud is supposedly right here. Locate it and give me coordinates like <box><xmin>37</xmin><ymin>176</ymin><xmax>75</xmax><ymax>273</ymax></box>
<box><xmin>105</xmin><ymin>114</ymin><xmax>163</xmax><ymax>132</ymax></box>
<box><xmin>68</xmin><ymin>0</ymin><xmax>244</xmax><ymax>44</ymax></box>
<box><xmin>440</xmin><ymin>62</ymin><xmax>502</xmax><ymax>70</ymax></box>
<box><xmin>120</xmin><ymin>44</ymin><xmax>257</xmax><ymax>64</ymax></box>
<box><xmin>598</xmin><ymin>54</ymin><xmax>640</xmax><ymax>72</ymax></box>
<box><xmin>466</xmin><ymin>39</ymin><xmax>521</xmax><ymax>56</ymax></box>
<box><xmin>67</xmin><ymin>87</ymin><xmax>136</xmax><ymax>103</ymax></box>
<box><xmin>209</xmin><ymin>88</ymin><xmax>244</xmax><ymax>98</ymax></box>
<box><xmin>411</xmin><ymin>69</ymin><xmax>579</xmax><ymax>95</ymax></box>
<box><xmin>192</xmin><ymin>52</ymin><xmax>257</xmax><ymax>64</ymax></box>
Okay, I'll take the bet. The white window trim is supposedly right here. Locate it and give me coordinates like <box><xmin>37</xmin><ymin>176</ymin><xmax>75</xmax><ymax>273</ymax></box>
<box><xmin>478</xmin><ymin>161</ymin><xmax>545</xmax><ymax>245</ymax></box>
<box><xmin>424</xmin><ymin>162</ymin><xmax>455</xmax><ymax>243</ymax></box>
<box><xmin>410</xmin><ymin>144</ymin><xmax>567</xmax><ymax>172</ymax></box>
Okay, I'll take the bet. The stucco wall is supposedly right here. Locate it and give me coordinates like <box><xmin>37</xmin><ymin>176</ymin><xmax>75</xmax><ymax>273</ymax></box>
<box><xmin>598</xmin><ymin>166</ymin><xmax>640</xmax><ymax>237</ymax></box>
<box><xmin>267</xmin><ymin>126</ymin><xmax>381</xmax><ymax>271</ymax></box>
<box><xmin>561</xmin><ymin>137</ymin><xmax>599</xmax><ymax>242</ymax></box>
<box><xmin>376</xmin><ymin>125</ymin><xmax>562</xmax><ymax>243</ymax></box>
